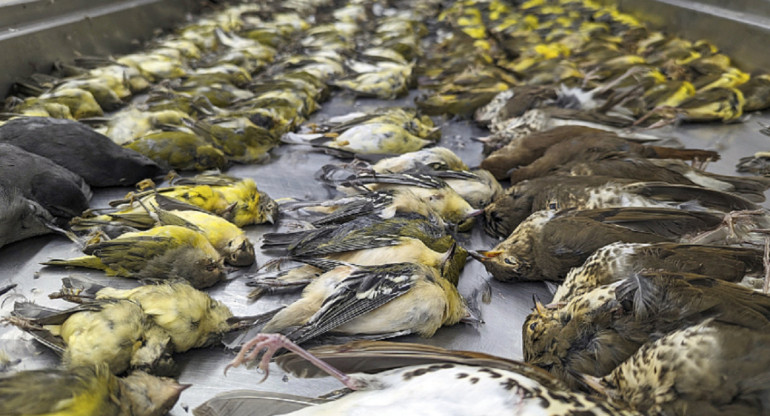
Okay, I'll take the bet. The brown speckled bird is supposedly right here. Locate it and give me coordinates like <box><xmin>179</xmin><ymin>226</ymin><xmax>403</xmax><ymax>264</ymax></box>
<box><xmin>553</xmin><ymin>242</ymin><xmax>765</xmax><ymax>303</ymax></box>
<box><xmin>522</xmin><ymin>270</ymin><xmax>770</xmax><ymax>389</ymax></box>
<box><xmin>595</xmin><ymin>320</ymin><xmax>770</xmax><ymax>416</ymax></box>
<box><xmin>474</xmin><ymin>207</ymin><xmax>723</xmax><ymax>282</ymax></box>
<box><xmin>483</xmin><ymin>175</ymin><xmax>757</xmax><ymax>239</ymax></box>
<box><xmin>209</xmin><ymin>336</ymin><xmax>640</xmax><ymax>416</ymax></box>
<box><xmin>566</xmin><ymin>158</ymin><xmax>770</xmax><ymax>203</ymax></box>
<box><xmin>479</xmin><ymin>126</ymin><xmax>719</xmax><ymax>181</ymax></box>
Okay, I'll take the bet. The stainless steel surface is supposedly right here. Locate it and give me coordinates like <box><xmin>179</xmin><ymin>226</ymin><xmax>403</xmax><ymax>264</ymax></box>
<box><xmin>604</xmin><ymin>0</ymin><xmax>770</xmax><ymax>72</ymax></box>
<box><xmin>0</xmin><ymin>0</ymin><xmax>203</xmax><ymax>96</ymax></box>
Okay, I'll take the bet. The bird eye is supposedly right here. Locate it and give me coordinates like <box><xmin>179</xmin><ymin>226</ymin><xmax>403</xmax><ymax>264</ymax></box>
<box><xmin>504</xmin><ymin>257</ymin><xmax>516</xmax><ymax>265</ymax></box>
<box><xmin>529</xmin><ymin>322</ymin><xmax>537</xmax><ymax>331</ymax></box>
<box><xmin>548</xmin><ymin>201</ymin><xmax>558</xmax><ymax>210</ymax></box>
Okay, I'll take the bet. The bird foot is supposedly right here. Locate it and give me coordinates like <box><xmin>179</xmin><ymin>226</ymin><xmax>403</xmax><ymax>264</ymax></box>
<box><xmin>224</xmin><ymin>333</ymin><xmax>363</xmax><ymax>390</ymax></box>
<box><xmin>763</xmin><ymin>237</ymin><xmax>770</xmax><ymax>294</ymax></box>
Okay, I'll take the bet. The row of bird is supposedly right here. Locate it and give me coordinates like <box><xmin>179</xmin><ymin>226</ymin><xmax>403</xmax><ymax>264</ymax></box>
<box><xmin>3</xmin><ymin>0</ymin><xmax>770</xmax><ymax>415</ymax></box>
<box><xmin>416</xmin><ymin>1</ymin><xmax>770</xmax><ymax>414</ymax></box>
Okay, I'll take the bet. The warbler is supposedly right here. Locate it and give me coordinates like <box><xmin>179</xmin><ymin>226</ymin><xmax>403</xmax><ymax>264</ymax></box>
<box><xmin>252</xmin><ymin>215</ymin><xmax>466</xmax><ymax>298</ymax></box>
<box><xmin>92</xmin><ymin>174</ymin><xmax>278</xmax><ymax>227</ymax></box>
<box><xmin>100</xmin><ymin>108</ymin><xmax>192</xmax><ymax>145</ymax></box>
<box><xmin>473</xmin><ymin>207</ymin><xmax>723</xmax><ymax>282</ymax></box>
<box><xmin>43</xmin><ymin>225</ymin><xmax>226</xmax><ymax>289</ymax></box>
<box><xmin>187</xmin><ymin>116</ymin><xmax>279</xmax><ymax>164</ymax></box>
<box><xmin>209</xmin><ymin>337</ymin><xmax>639</xmax><ymax>416</ymax></box>
<box><xmin>483</xmin><ymin>175</ymin><xmax>758</xmax><ymax>238</ymax></box>
<box><xmin>316</xmin><ymin>169</ymin><xmax>481</xmax><ymax>230</ymax></box>
<box><xmin>240</xmin><ymin>261</ymin><xmax>471</xmax><ymax>347</ymax></box>
<box><xmin>370</xmin><ymin>147</ymin><xmax>468</xmax><ymax>173</ymax></box>
<box><xmin>0</xmin><ymin>364</ymin><xmax>187</xmax><ymax>416</ymax></box>
<box><xmin>75</xmin><ymin>195</ymin><xmax>255</xmax><ymax>266</ymax></box>
<box><xmin>284</xmin><ymin>123</ymin><xmax>434</xmax><ymax>156</ymax></box>
<box><xmin>332</xmin><ymin>64</ymin><xmax>413</xmax><ymax>99</ymax></box>
<box><xmin>86</xmin><ymin>281</ymin><xmax>234</xmax><ymax>353</ymax></box>
<box><xmin>320</xmin><ymin>107</ymin><xmax>438</xmax><ymax>140</ymax></box>
<box><xmin>738</xmin><ymin>73</ymin><xmax>770</xmax><ymax>112</ymax></box>
<box><xmin>596</xmin><ymin>320</ymin><xmax>770</xmax><ymax>416</ymax></box>
<box><xmin>553</xmin><ymin>242</ymin><xmax>766</xmax><ymax>303</ymax></box>
<box><xmin>0</xmin><ymin>143</ymin><xmax>91</xmax><ymax>219</ymax></box>
<box><xmin>0</xmin><ymin>116</ymin><xmax>165</xmax><ymax>187</ymax></box>
<box><xmin>117</xmin><ymin>52</ymin><xmax>187</xmax><ymax>82</ymax></box>
<box><xmin>523</xmin><ymin>270</ymin><xmax>770</xmax><ymax>388</ymax></box>
<box><xmin>5</xmin><ymin>300</ymin><xmax>146</xmax><ymax>374</ymax></box>
<box><xmin>125</xmin><ymin>129</ymin><xmax>228</xmax><ymax>172</ymax></box>
<box><xmin>34</xmin><ymin>87</ymin><xmax>105</xmax><ymax>119</ymax></box>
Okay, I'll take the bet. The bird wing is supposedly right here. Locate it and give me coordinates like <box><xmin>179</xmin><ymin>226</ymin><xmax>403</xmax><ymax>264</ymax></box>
<box><xmin>569</xmin><ymin>208</ymin><xmax>723</xmax><ymax>239</ymax></box>
<box><xmin>628</xmin><ymin>182</ymin><xmax>758</xmax><ymax>212</ymax></box>
<box><xmin>276</xmin><ymin>340</ymin><xmax>566</xmax><ymax>390</ymax></box>
<box><xmin>287</xmin><ymin>264</ymin><xmax>418</xmax><ymax>345</ymax></box>
<box><xmin>193</xmin><ymin>390</ymin><xmax>327</xmax><ymax>416</ymax></box>
<box><xmin>87</xmin><ymin>235</ymin><xmax>174</xmax><ymax>273</ymax></box>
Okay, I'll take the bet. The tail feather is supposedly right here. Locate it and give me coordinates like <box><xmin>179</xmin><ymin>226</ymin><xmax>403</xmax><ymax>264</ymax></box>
<box><xmin>42</xmin><ymin>256</ymin><xmax>107</xmax><ymax>271</ymax></box>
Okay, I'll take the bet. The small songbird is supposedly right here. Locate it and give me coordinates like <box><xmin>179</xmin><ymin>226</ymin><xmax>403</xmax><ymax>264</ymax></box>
<box><xmin>239</xmin><ymin>260</ymin><xmax>471</xmax><ymax>347</ymax></box>
<box><xmin>43</xmin><ymin>225</ymin><xmax>227</xmax><ymax>289</ymax></box>
<box><xmin>522</xmin><ymin>270</ymin><xmax>770</xmax><ymax>389</ymax></box>
<box><xmin>65</xmin><ymin>280</ymin><xmax>235</xmax><ymax>353</ymax></box>
<box><xmin>553</xmin><ymin>242</ymin><xmax>765</xmax><ymax>303</ymax></box>
<box><xmin>564</xmin><ymin>157</ymin><xmax>770</xmax><ymax>202</ymax></box>
<box><xmin>73</xmin><ymin>195</ymin><xmax>256</xmax><ymax>267</ymax></box>
<box><xmin>483</xmin><ymin>175</ymin><xmax>758</xmax><ymax>238</ymax></box>
<box><xmin>474</xmin><ymin>207</ymin><xmax>723</xmax><ymax>282</ymax></box>
<box><xmin>737</xmin><ymin>151</ymin><xmax>770</xmax><ymax>176</ymax></box>
<box><xmin>0</xmin><ymin>364</ymin><xmax>187</xmax><ymax>416</ymax></box>
<box><xmin>251</xmin><ymin>214</ymin><xmax>466</xmax><ymax>298</ymax></box>
<box><xmin>369</xmin><ymin>147</ymin><xmax>468</xmax><ymax>173</ymax></box>
<box><xmin>125</xmin><ymin>130</ymin><xmax>228</xmax><ymax>172</ymax></box>
<box><xmin>0</xmin><ymin>143</ymin><xmax>92</xmax><ymax>220</ymax></box>
<box><xmin>204</xmin><ymin>337</ymin><xmax>640</xmax><ymax>416</ymax></box>
<box><xmin>480</xmin><ymin>126</ymin><xmax>718</xmax><ymax>181</ymax></box>
<box><xmin>595</xmin><ymin>320</ymin><xmax>770</xmax><ymax>416</ymax></box>
<box><xmin>0</xmin><ymin>116</ymin><xmax>165</xmax><ymax>187</ymax></box>
<box><xmin>4</xmin><ymin>299</ymin><xmax>147</xmax><ymax>374</ymax></box>
<box><xmin>316</xmin><ymin>169</ymin><xmax>481</xmax><ymax>230</ymax></box>
<box><xmin>87</xmin><ymin>174</ymin><xmax>278</xmax><ymax>227</ymax></box>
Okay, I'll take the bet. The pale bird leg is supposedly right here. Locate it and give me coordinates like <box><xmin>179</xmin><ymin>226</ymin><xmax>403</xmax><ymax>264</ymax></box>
<box><xmin>224</xmin><ymin>333</ymin><xmax>363</xmax><ymax>390</ymax></box>
<box><xmin>764</xmin><ymin>236</ymin><xmax>770</xmax><ymax>294</ymax></box>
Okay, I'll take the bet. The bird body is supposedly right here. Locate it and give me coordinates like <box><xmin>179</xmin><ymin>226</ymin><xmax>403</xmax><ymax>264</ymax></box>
<box><xmin>0</xmin><ymin>143</ymin><xmax>91</xmax><ymax>219</ymax></box>
<box><xmin>483</xmin><ymin>175</ymin><xmax>758</xmax><ymax>238</ymax></box>
<box><xmin>257</xmin><ymin>262</ymin><xmax>468</xmax><ymax>345</ymax></box>
<box><xmin>0</xmin><ymin>117</ymin><xmax>165</xmax><ymax>187</ymax></box>
<box><xmin>7</xmin><ymin>300</ymin><xmax>146</xmax><ymax>374</ymax></box>
<box><xmin>599</xmin><ymin>320</ymin><xmax>770</xmax><ymax>416</ymax></box>
<box><xmin>125</xmin><ymin>130</ymin><xmax>228</xmax><ymax>172</ymax></box>
<box><xmin>0</xmin><ymin>364</ymin><xmax>186</xmax><ymax>416</ymax></box>
<box><xmin>523</xmin><ymin>270</ymin><xmax>770</xmax><ymax>388</ymax></box>
<box><xmin>43</xmin><ymin>225</ymin><xmax>226</xmax><ymax>288</ymax></box>
<box><xmin>476</xmin><ymin>208</ymin><xmax>722</xmax><ymax>282</ymax></box>
<box><xmin>93</xmin><ymin>282</ymin><xmax>234</xmax><ymax>352</ymax></box>
<box><xmin>210</xmin><ymin>339</ymin><xmax>638</xmax><ymax>416</ymax></box>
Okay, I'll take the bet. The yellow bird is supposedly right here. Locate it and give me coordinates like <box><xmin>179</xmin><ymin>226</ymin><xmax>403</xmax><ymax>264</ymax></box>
<box><xmin>43</xmin><ymin>225</ymin><xmax>226</xmax><ymax>289</ymax></box>
<box><xmin>0</xmin><ymin>364</ymin><xmax>187</xmax><ymax>416</ymax></box>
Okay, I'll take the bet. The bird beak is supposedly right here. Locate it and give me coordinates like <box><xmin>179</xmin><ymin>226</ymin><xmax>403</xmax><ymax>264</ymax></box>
<box><xmin>440</xmin><ymin>242</ymin><xmax>458</xmax><ymax>276</ymax></box>
<box><xmin>580</xmin><ymin>374</ymin><xmax>607</xmax><ymax>395</ymax></box>
<box><xmin>534</xmin><ymin>300</ymin><xmax>547</xmax><ymax>317</ymax></box>
<box><xmin>468</xmin><ymin>250</ymin><xmax>502</xmax><ymax>262</ymax></box>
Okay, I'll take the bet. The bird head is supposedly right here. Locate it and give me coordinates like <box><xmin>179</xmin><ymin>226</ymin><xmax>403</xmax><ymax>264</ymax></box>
<box><xmin>225</xmin><ymin>237</ymin><xmax>256</xmax><ymax>267</ymax></box>
<box><xmin>120</xmin><ymin>371</ymin><xmax>190</xmax><ymax>416</ymax></box>
<box><xmin>469</xmin><ymin>249</ymin><xmax>533</xmax><ymax>282</ymax></box>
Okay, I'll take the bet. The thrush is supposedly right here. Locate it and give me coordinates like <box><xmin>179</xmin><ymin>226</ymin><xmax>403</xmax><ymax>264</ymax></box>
<box><xmin>595</xmin><ymin>320</ymin><xmax>770</xmax><ymax>416</ymax></box>
<box><xmin>207</xmin><ymin>337</ymin><xmax>640</xmax><ymax>416</ymax></box>
<box><xmin>522</xmin><ymin>270</ymin><xmax>770</xmax><ymax>389</ymax></box>
<box><xmin>474</xmin><ymin>207</ymin><xmax>723</xmax><ymax>282</ymax></box>
<box><xmin>483</xmin><ymin>175</ymin><xmax>758</xmax><ymax>238</ymax></box>
<box><xmin>553</xmin><ymin>242</ymin><xmax>765</xmax><ymax>303</ymax></box>
<box><xmin>479</xmin><ymin>126</ymin><xmax>718</xmax><ymax>181</ymax></box>
<box><xmin>564</xmin><ymin>157</ymin><xmax>770</xmax><ymax>202</ymax></box>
